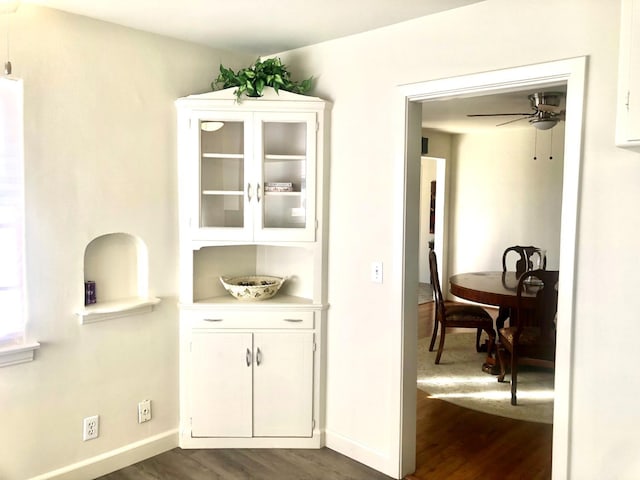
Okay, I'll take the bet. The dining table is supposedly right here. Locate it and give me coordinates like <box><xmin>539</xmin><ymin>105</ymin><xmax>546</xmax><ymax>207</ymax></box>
<box><xmin>449</xmin><ymin>271</ymin><xmax>538</xmax><ymax>309</ymax></box>
<box><xmin>448</xmin><ymin>271</ymin><xmax>538</xmax><ymax>374</ymax></box>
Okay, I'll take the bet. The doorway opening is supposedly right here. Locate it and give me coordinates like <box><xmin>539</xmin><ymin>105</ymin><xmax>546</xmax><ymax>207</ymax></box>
<box><xmin>395</xmin><ymin>57</ymin><xmax>586</xmax><ymax>479</ymax></box>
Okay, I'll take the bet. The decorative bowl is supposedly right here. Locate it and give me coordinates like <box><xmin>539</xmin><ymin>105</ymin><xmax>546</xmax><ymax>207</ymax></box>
<box><xmin>220</xmin><ymin>275</ymin><xmax>285</xmax><ymax>301</ymax></box>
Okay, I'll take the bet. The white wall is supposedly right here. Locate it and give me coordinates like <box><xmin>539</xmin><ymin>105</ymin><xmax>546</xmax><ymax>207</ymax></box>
<box><xmin>0</xmin><ymin>6</ymin><xmax>252</xmax><ymax>479</ymax></box>
<box><xmin>281</xmin><ymin>0</ymin><xmax>640</xmax><ymax>478</ymax></box>
<box><xmin>449</xmin><ymin>125</ymin><xmax>564</xmax><ymax>274</ymax></box>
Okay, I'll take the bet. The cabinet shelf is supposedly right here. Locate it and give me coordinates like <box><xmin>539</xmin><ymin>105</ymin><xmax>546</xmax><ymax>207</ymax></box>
<box><xmin>77</xmin><ymin>297</ymin><xmax>161</xmax><ymax>324</ymax></box>
<box><xmin>264</xmin><ymin>191</ymin><xmax>302</xmax><ymax>196</ymax></box>
<box><xmin>264</xmin><ymin>154</ymin><xmax>306</xmax><ymax>161</ymax></box>
<box><xmin>202</xmin><ymin>190</ymin><xmax>244</xmax><ymax>195</ymax></box>
<box><xmin>187</xmin><ymin>294</ymin><xmax>316</xmax><ymax>308</ymax></box>
<box><xmin>202</xmin><ymin>153</ymin><xmax>244</xmax><ymax>159</ymax></box>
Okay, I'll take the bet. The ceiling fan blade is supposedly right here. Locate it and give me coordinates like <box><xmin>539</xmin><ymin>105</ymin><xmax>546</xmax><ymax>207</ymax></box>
<box><xmin>496</xmin><ymin>116</ymin><xmax>531</xmax><ymax>127</ymax></box>
<box><xmin>466</xmin><ymin>113</ymin><xmax>532</xmax><ymax>117</ymax></box>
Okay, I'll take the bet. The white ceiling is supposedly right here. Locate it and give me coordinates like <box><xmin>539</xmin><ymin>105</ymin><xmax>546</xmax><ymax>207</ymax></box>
<box><xmin>421</xmin><ymin>84</ymin><xmax>568</xmax><ymax>134</ymax></box>
<box><xmin>24</xmin><ymin>0</ymin><xmax>487</xmax><ymax>55</ymax></box>
<box><xmin>22</xmin><ymin>0</ymin><xmax>566</xmax><ymax>134</ymax></box>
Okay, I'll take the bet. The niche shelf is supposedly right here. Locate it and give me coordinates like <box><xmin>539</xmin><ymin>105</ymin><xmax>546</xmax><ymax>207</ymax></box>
<box><xmin>77</xmin><ymin>232</ymin><xmax>161</xmax><ymax>324</ymax></box>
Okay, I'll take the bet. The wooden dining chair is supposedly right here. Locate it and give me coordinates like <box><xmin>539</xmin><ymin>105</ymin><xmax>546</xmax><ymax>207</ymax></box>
<box><xmin>496</xmin><ymin>245</ymin><xmax>547</xmax><ymax>330</ymax></box>
<box><xmin>502</xmin><ymin>245</ymin><xmax>544</xmax><ymax>276</ymax></box>
<box><xmin>497</xmin><ymin>269</ymin><xmax>559</xmax><ymax>405</ymax></box>
<box><xmin>428</xmin><ymin>250</ymin><xmax>496</xmax><ymax>364</ymax></box>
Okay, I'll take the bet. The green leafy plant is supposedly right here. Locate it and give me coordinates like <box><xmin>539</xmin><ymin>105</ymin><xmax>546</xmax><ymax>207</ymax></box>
<box><xmin>213</xmin><ymin>57</ymin><xmax>313</xmax><ymax>100</ymax></box>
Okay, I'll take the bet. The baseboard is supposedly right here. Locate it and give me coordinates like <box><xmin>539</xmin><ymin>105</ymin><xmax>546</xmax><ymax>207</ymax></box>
<box><xmin>325</xmin><ymin>429</ymin><xmax>397</xmax><ymax>479</ymax></box>
<box><xmin>29</xmin><ymin>429</ymin><xmax>179</xmax><ymax>480</ymax></box>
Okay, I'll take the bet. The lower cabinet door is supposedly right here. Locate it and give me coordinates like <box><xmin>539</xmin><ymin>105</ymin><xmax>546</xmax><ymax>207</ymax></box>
<box><xmin>190</xmin><ymin>332</ymin><xmax>253</xmax><ymax>437</ymax></box>
<box><xmin>253</xmin><ymin>332</ymin><xmax>314</xmax><ymax>437</ymax></box>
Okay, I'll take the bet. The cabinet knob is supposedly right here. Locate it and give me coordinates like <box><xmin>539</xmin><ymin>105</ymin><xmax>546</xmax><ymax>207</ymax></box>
<box><xmin>246</xmin><ymin>348</ymin><xmax>252</xmax><ymax>367</ymax></box>
<box><xmin>247</xmin><ymin>182</ymin><xmax>253</xmax><ymax>201</ymax></box>
<box><xmin>256</xmin><ymin>347</ymin><xmax>262</xmax><ymax>366</ymax></box>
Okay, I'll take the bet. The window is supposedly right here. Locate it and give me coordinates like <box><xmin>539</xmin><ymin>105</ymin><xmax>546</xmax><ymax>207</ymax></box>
<box><xmin>0</xmin><ymin>76</ymin><xmax>37</xmax><ymax>367</ymax></box>
<box><xmin>0</xmin><ymin>77</ymin><xmax>25</xmax><ymax>344</ymax></box>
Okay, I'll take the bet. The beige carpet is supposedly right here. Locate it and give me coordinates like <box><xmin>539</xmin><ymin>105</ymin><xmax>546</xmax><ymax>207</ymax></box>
<box><xmin>418</xmin><ymin>332</ymin><xmax>554</xmax><ymax>424</ymax></box>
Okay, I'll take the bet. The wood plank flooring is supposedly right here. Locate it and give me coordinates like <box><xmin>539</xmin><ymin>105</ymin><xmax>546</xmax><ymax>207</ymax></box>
<box><xmin>98</xmin><ymin>301</ymin><xmax>551</xmax><ymax>480</ymax></box>
<box><xmin>99</xmin><ymin>447</ymin><xmax>393</xmax><ymax>480</ymax></box>
<box><xmin>411</xmin><ymin>302</ymin><xmax>552</xmax><ymax>480</ymax></box>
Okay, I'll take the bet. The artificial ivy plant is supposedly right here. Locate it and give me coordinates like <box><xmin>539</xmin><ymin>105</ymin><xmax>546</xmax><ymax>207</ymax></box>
<box><xmin>213</xmin><ymin>57</ymin><xmax>313</xmax><ymax>100</ymax></box>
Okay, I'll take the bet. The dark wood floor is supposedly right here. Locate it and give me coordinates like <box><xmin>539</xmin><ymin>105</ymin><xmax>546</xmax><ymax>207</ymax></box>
<box><xmin>410</xmin><ymin>302</ymin><xmax>552</xmax><ymax>480</ymax></box>
<box><xmin>99</xmin><ymin>447</ymin><xmax>393</xmax><ymax>480</ymax></box>
<box><xmin>98</xmin><ymin>301</ymin><xmax>551</xmax><ymax>480</ymax></box>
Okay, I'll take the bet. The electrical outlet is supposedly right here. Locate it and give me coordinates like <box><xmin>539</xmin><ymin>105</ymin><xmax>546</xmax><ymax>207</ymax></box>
<box><xmin>138</xmin><ymin>399</ymin><xmax>151</xmax><ymax>423</ymax></box>
<box><xmin>83</xmin><ymin>415</ymin><xmax>99</xmax><ymax>441</ymax></box>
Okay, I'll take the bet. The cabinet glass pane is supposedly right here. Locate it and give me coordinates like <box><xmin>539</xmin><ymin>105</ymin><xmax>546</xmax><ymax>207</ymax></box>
<box><xmin>262</xmin><ymin>193</ymin><xmax>306</xmax><ymax>228</ymax></box>
<box><xmin>263</xmin><ymin>122</ymin><xmax>306</xmax><ymax>156</ymax></box>
<box><xmin>199</xmin><ymin>120</ymin><xmax>245</xmax><ymax>228</ymax></box>
<box><xmin>262</xmin><ymin>122</ymin><xmax>307</xmax><ymax>229</ymax></box>
<box><xmin>201</xmin><ymin>194</ymin><xmax>244</xmax><ymax>228</ymax></box>
<box><xmin>201</xmin><ymin>157</ymin><xmax>243</xmax><ymax>192</ymax></box>
<box><xmin>201</xmin><ymin>120</ymin><xmax>244</xmax><ymax>155</ymax></box>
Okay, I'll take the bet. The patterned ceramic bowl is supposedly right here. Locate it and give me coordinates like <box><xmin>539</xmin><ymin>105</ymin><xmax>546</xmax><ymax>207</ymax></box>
<box><xmin>220</xmin><ymin>275</ymin><xmax>285</xmax><ymax>301</ymax></box>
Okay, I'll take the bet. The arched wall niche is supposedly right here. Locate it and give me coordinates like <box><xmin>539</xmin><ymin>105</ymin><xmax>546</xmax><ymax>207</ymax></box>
<box><xmin>77</xmin><ymin>232</ymin><xmax>160</xmax><ymax>324</ymax></box>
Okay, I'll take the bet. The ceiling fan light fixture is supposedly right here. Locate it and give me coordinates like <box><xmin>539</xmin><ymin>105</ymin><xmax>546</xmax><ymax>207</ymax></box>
<box><xmin>531</xmin><ymin>118</ymin><xmax>558</xmax><ymax>130</ymax></box>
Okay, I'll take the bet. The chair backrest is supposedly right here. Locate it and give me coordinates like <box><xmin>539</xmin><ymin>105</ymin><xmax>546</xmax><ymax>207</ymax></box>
<box><xmin>515</xmin><ymin>269</ymin><xmax>559</xmax><ymax>341</ymax></box>
<box><xmin>428</xmin><ymin>250</ymin><xmax>446</xmax><ymax>319</ymax></box>
<box><xmin>502</xmin><ymin>245</ymin><xmax>547</xmax><ymax>276</ymax></box>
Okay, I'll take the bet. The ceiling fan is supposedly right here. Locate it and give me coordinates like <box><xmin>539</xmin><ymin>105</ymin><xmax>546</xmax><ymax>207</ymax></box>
<box><xmin>467</xmin><ymin>92</ymin><xmax>566</xmax><ymax>130</ymax></box>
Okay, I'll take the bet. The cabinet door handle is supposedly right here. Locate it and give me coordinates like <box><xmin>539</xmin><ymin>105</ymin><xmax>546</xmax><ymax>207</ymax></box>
<box><xmin>203</xmin><ymin>318</ymin><xmax>223</xmax><ymax>322</ymax></box>
<box><xmin>284</xmin><ymin>318</ymin><xmax>303</xmax><ymax>323</ymax></box>
<box><xmin>256</xmin><ymin>347</ymin><xmax>262</xmax><ymax>366</ymax></box>
<box><xmin>246</xmin><ymin>348</ymin><xmax>252</xmax><ymax>367</ymax></box>
<box><xmin>247</xmin><ymin>182</ymin><xmax>253</xmax><ymax>202</ymax></box>
<box><xmin>256</xmin><ymin>183</ymin><xmax>261</xmax><ymax>202</ymax></box>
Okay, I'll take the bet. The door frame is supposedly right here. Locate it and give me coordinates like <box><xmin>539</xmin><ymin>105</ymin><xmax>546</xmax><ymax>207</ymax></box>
<box><xmin>392</xmin><ymin>57</ymin><xmax>586</xmax><ymax>479</ymax></box>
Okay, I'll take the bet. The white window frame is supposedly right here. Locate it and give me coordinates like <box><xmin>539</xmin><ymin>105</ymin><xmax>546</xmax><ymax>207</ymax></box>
<box><xmin>0</xmin><ymin>77</ymin><xmax>38</xmax><ymax>367</ymax></box>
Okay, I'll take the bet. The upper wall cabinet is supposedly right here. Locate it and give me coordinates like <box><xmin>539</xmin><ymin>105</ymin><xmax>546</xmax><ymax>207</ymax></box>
<box><xmin>176</xmin><ymin>88</ymin><xmax>328</xmax><ymax>242</ymax></box>
<box><xmin>616</xmin><ymin>0</ymin><xmax>640</xmax><ymax>148</ymax></box>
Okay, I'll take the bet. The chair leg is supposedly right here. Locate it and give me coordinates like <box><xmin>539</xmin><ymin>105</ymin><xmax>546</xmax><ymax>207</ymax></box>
<box><xmin>496</xmin><ymin>306</ymin><xmax>509</xmax><ymax>331</ymax></box>
<box><xmin>497</xmin><ymin>345</ymin><xmax>507</xmax><ymax>382</ymax></box>
<box><xmin>485</xmin><ymin>330</ymin><xmax>495</xmax><ymax>359</ymax></box>
<box><xmin>428</xmin><ymin>310</ymin><xmax>439</xmax><ymax>352</ymax></box>
<box><xmin>435</xmin><ymin>326</ymin><xmax>446</xmax><ymax>364</ymax></box>
<box><xmin>510</xmin><ymin>353</ymin><xmax>518</xmax><ymax>406</ymax></box>
<box><xmin>475</xmin><ymin>328</ymin><xmax>482</xmax><ymax>352</ymax></box>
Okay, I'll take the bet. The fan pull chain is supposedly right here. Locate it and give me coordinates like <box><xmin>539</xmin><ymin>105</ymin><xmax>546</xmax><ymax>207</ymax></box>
<box><xmin>4</xmin><ymin>9</ymin><xmax>11</xmax><ymax>75</ymax></box>
<box><xmin>533</xmin><ymin>128</ymin><xmax>538</xmax><ymax>160</ymax></box>
<box><xmin>549</xmin><ymin>128</ymin><xmax>554</xmax><ymax>160</ymax></box>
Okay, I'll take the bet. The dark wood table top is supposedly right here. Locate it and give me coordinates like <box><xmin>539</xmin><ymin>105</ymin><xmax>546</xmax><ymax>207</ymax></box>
<box><xmin>449</xmin><ymin>271</ymin><xmax>536</xmax><ymax>309</ymax></box>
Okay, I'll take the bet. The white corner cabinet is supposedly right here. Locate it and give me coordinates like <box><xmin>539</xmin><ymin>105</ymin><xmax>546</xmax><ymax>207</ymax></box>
<box><xmin>176</xmin><ymin>87</ymin><xmax>330</xmax><ymax>449</ymax></box>
<box><xmin>616</xmin><ymin>0</ymin><xmax>640</xmax><ymax>148</ymax></box>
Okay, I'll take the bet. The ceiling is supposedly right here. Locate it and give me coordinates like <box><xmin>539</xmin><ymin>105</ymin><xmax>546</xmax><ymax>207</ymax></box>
<box><xmin>421</xmin><ymin>84</ymin><xmax>568</xmax><ymax>134</ymax></box>
<box><xmin>21</xmin><ymin>0</ymin><xmax>565</xmax><ymax>134</ymax></box>
<box><xmin>24</xmin><ymin>0</ymin><xmax>487</xmax><ymax>55</ymax></box>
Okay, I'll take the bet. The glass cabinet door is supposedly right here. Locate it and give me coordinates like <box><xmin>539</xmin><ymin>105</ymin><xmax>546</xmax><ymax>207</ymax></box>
<box><xmin>194</xmin><ymin>113</ymin><xmax>253</xmax><ymax>240</ymax></box>
<box><xmin>254</xmin><ymin>112</ymin><xmax>317</xmax><ymax>242</ymax></box>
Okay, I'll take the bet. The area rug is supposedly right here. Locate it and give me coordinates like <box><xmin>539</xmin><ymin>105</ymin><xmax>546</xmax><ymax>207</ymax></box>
<box><xmin>417</xmin><ymin>332</ymin><xmax>554</xmax><ymax>424</ymax></box>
